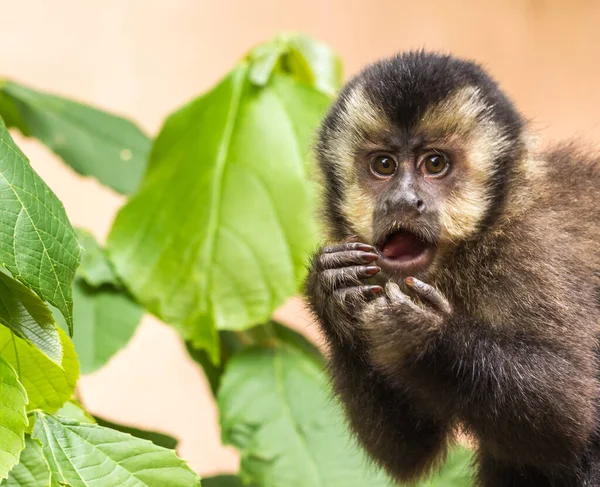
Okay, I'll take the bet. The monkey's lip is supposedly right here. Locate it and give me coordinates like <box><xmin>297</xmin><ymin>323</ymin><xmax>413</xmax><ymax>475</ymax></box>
<box><xmin>376</xmin><ymin>229</ymin><xmax>435</xmax><ymax>274</ymax></box>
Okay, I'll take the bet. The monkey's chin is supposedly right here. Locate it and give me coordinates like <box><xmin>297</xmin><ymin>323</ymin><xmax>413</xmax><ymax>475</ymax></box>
<box><xmin>376</xmin><ymin>229</ymin><xmax>436</xmax><ymax>277</ymax></box>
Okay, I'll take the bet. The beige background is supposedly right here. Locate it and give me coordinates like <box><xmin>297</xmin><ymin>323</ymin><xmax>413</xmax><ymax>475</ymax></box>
<box><xmin>1</xmin><ymin>0</ymin><xmax>600</xmax><ymax>477</ymax></box>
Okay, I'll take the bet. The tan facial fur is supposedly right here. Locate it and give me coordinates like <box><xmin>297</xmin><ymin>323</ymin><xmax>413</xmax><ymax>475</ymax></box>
<box><xmin>317</xmin><ymin>84</ymin><xmax>391</xmax><ymax>243</ymax></box>
<box><xmin>417</xmin><ymin>86</ymin><xmax>515</xmax><ymax>243</ymax></box>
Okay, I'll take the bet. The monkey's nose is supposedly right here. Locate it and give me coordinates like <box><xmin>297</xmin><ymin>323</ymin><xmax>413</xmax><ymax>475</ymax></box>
<box><xmin>383</xmin><ymin>195</ymin><xmax>426</xmax><ymax>216</ymax></box>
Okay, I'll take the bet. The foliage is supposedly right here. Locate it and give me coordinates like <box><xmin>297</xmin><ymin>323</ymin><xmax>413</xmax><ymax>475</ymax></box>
<box><xmin>0</xmin><ymin>356</ymin><xmax>28</xmax><ymax>481</ymax></box>
<box><xmin>218</xmin><ymin>323</ymin><xmax>393</xmax><ymax>487</ymax></box>
<box><xmin>107</xmin><ymin>57</ymin><xmax>330</xmax><ymax>359</ymax></box>
<box><xmin>0</xmin><ymin>33</ymin><xmax>475</xmax><ymax>487</ymax></box>
<box><xmin>32</xmin><ymin>413</ymin><xmax>200</xmax><ymax>487</ymax></box>
<box><xmin>0</xmin><ymin>80</ymin><xmax>150</xmax><ymax>194</ymax></box>
<box><xmin>0</xmin><ymin>118</ymin><xmax>79</xmax><ymax>332</ymax></box>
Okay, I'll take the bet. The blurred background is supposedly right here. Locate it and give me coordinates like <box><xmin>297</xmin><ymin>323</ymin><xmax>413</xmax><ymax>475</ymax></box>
<box><xmin>2</xmin><ymin>0</ymin><xmax>600</xmax><ymax>478</ymax></box>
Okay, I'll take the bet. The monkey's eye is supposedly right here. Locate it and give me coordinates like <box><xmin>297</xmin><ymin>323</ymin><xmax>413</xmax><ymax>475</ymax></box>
<box><xmin>370</xmin><ymin>155</ymin><xmax>397</xmax><ymax>177</ymax></box>
<box><xmin>421</xmin><ymin>152</ymin><xmax>450</xmax><ymax>177</ymax></box>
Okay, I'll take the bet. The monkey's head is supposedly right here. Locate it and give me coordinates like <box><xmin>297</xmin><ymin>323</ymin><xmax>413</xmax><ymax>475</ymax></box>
<box><xmin>315</xmin><ymin>51</ymin><xmax>527</xmax><ymax>278</ymax></box>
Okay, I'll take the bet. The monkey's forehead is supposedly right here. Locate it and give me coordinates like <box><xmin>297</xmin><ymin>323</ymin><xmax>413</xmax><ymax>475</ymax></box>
<box><xmin>320</xmin><ymin>51</ymin><xmax>521</xmax><ymax>142</ymax></box>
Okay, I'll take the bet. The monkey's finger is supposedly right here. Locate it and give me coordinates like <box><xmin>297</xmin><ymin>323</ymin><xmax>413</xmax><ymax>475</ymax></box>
<box><xmin>335</xmin><ymin>285</ymin><xmax>384</xmax><ymax>304</ymax></box>
<box><xmin>323</xmin><ymin>242</ymin><xmax>376</xmax><ymax>254</ymax></box>
<box><xmin>405</xmin><ymin>277</ymin><xmax>452</xmax><ymax>314</ymax></box>
<box><xmin>318</xmin><ymin>250</ymin><xmax>378</xmax><ymax>270</ymax></box>
<box><xmin>385</xmin><ymin>282</ymin><xmax>422</xmax><ymax>313</ymax></box>
<box><xmin>321</xmin><ymin>265</ymin><xmax>380</xmax><ymax>288</ymax></box>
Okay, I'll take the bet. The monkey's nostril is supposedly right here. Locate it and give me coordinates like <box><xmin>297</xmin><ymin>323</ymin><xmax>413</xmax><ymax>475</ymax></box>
<box><xmin>416</xmin><ymin>199</ymin><xmax>425</xmax><ymax>212</ymax></box>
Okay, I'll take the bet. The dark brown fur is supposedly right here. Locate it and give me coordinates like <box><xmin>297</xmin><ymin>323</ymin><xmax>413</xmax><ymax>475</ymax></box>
<box><xmin>305</xmin><ymin>52</ymin><xmax>600</xmax><ymax>487</ymax></box>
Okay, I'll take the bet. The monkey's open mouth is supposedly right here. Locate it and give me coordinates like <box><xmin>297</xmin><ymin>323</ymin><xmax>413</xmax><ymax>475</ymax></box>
<box><xmin>376</xmin><ymin>229</ymin><xmax>435</xmax><ymax>275</ymax></box>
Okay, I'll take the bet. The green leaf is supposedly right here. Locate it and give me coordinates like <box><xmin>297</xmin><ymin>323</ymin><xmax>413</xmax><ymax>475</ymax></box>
<box><xmin>0</xmin><ymin>326</ymin><xmax>78</xmax><ymax>413</ymax></box>
<box><xmin>419</xmin><ymin>446</ymin><xmax>474</xmax><ymax>487</ymax></box>
<box><xmin>0</xmin><ymin>356</ymin><xmax>28</xmax><ymax>482</ymax></box>
<box><xmin>32</xmin><ymin>413</ymin><xmax>200</xmax><ymax>487</ymax></box>
<box><xmin>201</xmin><ymin>476</ymin><xmax>249</xmax><ymax>487</ymax></box>
<box><xmin>0</xmin><ymin>118</ymin><xmax>80</xmax><ymax>333</ymax></box>
<box><xmin>248</xmin><ymin>41</ymin><xmax>285</xmax><ymax>87</ymax></box>
<box><xmin>50</xmin><ymin>230</ymin><xmax>141</xmax><ymax>373</ymax></box>
<box><xmin>0</xmin><ymin>272</ymin><xmax>62</xmax><ymax>364</ymax></box>
<box><xmin>76</xmin><ymin>229</ymin><xmax>118</xmax><ymax>288</ymax></box>
<box><xmin>54</xmin><ymin>401</ymin><xmax>178</xmax><ymax>450</ymax></box>
<box><xmin>1</xmin><ymin>437</ymin><xmax>50</xmax><ymax>487</ymax></box>
<box><xmin>53</xmin><ymin>278</ymin><xmax>143</xmax><ymax>374</ymax></box>
<box><xmin>284</xmin><ymin>34</ymin><xmax>343</xmax><ymax>96</ymax></box>
<box><xmin>55</xmin><ymin>400</ymin><xmax>95</xmax><ymax>424</ymax></box>
<box><xmin>94</xmin><ymin>417</ymin><xmax>178</xmax><ymax>450</ymax></box>
<box><xmin>247</xmin><ymin>34</ymin><xmax>343</xmax><ymax>96</ymax></box>
<box><xmin>0</xmin><ymin>86</ymin><xmax>29</xmax><ymax>135</ymax></box>
<box><xmin>107</xmin><ymin>61</ymin><xmax>330</xmax><ymax>356</ymax></box>
<box><xmin>0</xmin><ymin>81</ymin><xmax>151</xmax><ymax>195</ymax></box>
<box><xmin>217</xmin><ymin>323</ymin><xmax>394</xmax><ymax>487</ymax></box>
<box><xmin>186</xmin><ymin>331</ymin><xmax>246</xmax><ymax>395</ymax></box>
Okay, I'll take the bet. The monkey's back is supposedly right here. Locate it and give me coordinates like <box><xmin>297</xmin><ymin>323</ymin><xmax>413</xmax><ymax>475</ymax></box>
<box><xmin>538</xmin><ymin>144</ymin><xmax>600</xmax><ymax>279</ymax></box>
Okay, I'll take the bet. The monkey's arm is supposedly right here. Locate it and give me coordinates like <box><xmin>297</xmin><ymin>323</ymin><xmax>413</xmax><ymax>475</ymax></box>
<box><xmin>366</xmin><ymin>281</ymin><xmax>598</xmax><ymax>471</ymax></box>
<box><xmin>423</xmin><ymin>319</ymin><xmax>597</xmax><ymax>469</ymax></box>
<box><xmin>305</xmin><ymin>244</ymin><xmax>451</xmax><ymax>482</ymax></box>
<box><xmin>328</xmin><ymin>343</ymin><xmax>450</xmax><ymax>482</ymax></box>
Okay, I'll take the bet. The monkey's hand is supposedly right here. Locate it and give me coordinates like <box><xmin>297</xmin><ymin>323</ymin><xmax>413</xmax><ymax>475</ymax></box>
<box><xmin>362</xmin><ymin>278</ymin><xmax>452</xmax><ymax>375</ymax></box>
<box><xmin>305</xmin><ymin>241</ymin><xmax>383</xmax><ymax>346</ymax></box>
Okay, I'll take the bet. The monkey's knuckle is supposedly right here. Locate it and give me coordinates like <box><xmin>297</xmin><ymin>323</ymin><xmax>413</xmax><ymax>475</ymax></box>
<box><xmin>315</xmin><ymin>254</ymin><xmax>327</xmax><ymax>271</ymax></box>
<box><xmin>320</xmin><ymin>269</ymin><xmax>338</xmax><ymax>288</ymax></box>
<box><xmin>318</xmin><ymin>253</ymin><xmax>337</xmax><ymax>271</ymax></box>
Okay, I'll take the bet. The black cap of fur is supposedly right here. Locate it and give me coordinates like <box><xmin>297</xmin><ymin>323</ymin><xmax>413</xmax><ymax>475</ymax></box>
<box><xmin>352</xmin><ymin>51</ymin><xmax>522</xmax><ymax>135</ymax></box>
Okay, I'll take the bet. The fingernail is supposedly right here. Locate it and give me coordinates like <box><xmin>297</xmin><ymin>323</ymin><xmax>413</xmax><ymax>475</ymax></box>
<box><xmin>367</xmin><ymin>285</ymin><xmax>383</xmax><ymax>294</ymax></box>
<box><xmin>405</xmin><ymin>277</ymin><xmax>415</xmax><ymax>285</ymax></box>
<box><xmin>360</xmin><ymin>252</ymin><xmax>378</xmax><ymax>263</ymax></box>
<box><xmin>357</xmin><ymin>243</ymin><xmax>375</xmax><ymax>252</ymax></box>
<box><xmin>365</xmin><ymin>266</ymin><xmax>380</xmax><ymax>276</ymax></box>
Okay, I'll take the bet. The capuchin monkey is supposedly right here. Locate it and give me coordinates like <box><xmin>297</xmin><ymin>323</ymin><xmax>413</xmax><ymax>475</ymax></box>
<box><xmin>305</xmin><ymin>51</ymin><xmax>600</xmax><ymax>486</ymax></box>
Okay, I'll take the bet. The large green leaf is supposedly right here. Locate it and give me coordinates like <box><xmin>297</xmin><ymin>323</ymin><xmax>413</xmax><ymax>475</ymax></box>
<box><xmin>108</xmin><ymin>56</ymin><xmax>330</xmax><ymax>356</ymax></box>
<box><xmin>0</xmin><ymin>326</ymin><xmax>78</xmax><ymax>413</ymax></box>
<box><xmin>0</xmin><ymin>118</ymin><xmax>80</xmax><ymax>332</ymax></box>
<box><xmin>248</xmin><ymin>34</ymin><xmax>342</xmax><ymax>96</ymax></box>
<box><xmin>54</xmin><ymin>279</ymin><xmax>143</xmax><ymax>374</ymax></box>
<box><xmin>0</xmin><ymin>80</ymin><xmax>151</xmax><ymax>195</ymax></box>
<box><xmin>32</xmin><ymin>413</ymin><xmax>200</xmax><ymax>487</ymax></box>
<box><xmin>55</xmin><ymin>400</ymin><xmax>95</xmax><ymax>424</ymax></box>
<box><xmin>217</xmin><ymin>323</ymin><xmax>394</xmax><ymax>487</ymax></box>
<box><xmin>94</xmin><ymin>417</ymin><xmax>178</xmax><ymax>450</ymax></box>
<box><xmin>0</xmin><ymin>272</ymin><xmax>62</xmax><ymax>364</ymax></box>
<box><xmin>0</xmin><ymin>356</ymin><xmax>28</xmax><ymax>482</ymax></box>
<box><xmin>282</xmin><ymin>34</ymin><xmax>343</xmax><ymax>96</ymax></box>
<box><xmin>1</xmin><ymin>437</ymin><xmax>50</xmax><ymax>487</ymax></box>
<box><xmin>55</xmin><ymin>401</ymin><xmax>179</xmax><ymax>450</ymax></box>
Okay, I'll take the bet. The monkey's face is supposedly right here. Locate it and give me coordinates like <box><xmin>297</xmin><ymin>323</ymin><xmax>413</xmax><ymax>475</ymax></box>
<box><xmin>316</xmin><ymin>53</ymin><xmax>524</xmax><ymax>278</ymax></box>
